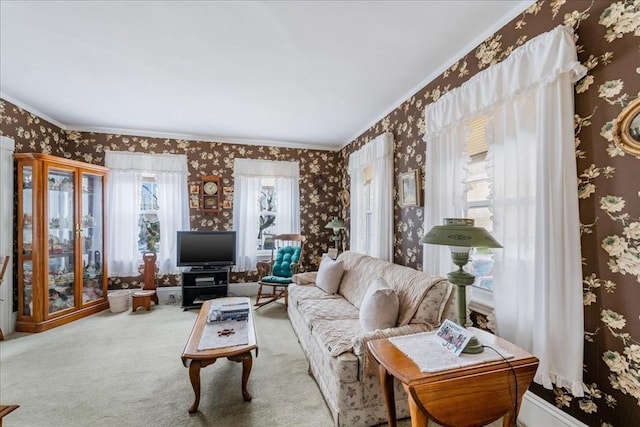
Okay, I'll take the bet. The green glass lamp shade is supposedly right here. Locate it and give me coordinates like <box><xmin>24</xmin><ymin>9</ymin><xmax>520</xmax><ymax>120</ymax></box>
<box><xmin>325</xmin><ymin>218</ymin><xmax>346</xmax><ymax>230</ymax></box>
<box><xmin>420</xmin><ymin>218</ymin><xmax>502</xmax><ymax>249</ymax></box>
<box><xmin>325</xmin><ymin>217</ymin><xmax>346</xmax><ymax>249</ymax></box>
<box><xmin>420</xmin><ymin>218</ymin><xmax>502</xmax><ymax>354</ymax></box>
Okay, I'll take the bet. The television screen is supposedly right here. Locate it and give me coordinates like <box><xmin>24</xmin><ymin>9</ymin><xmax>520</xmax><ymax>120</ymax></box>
<box><xmin>176</xmin><ymin>231</ymin><xmax>236</xmax><ymax>267</ymax></box>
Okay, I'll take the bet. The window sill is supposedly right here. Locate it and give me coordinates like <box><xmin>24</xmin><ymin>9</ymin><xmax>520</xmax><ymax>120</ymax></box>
<box><xmin>468</xmin><ymin>285</ymin><xmax>494</xmax><ymax>316</ymax></box>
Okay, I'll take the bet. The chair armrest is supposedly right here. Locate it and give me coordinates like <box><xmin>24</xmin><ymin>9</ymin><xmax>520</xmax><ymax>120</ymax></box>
<box><xmin>256</xmin><ymin>261</ymin><xmax>272</xmax><ymax>277</ymax></box>
<box><xmin>290</xmin><ymin>261</ymin><xmax>301</xmax><ymax>274</ymax></box>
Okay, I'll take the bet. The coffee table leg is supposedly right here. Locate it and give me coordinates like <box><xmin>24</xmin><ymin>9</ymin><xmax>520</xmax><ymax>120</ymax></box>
<box><xmin>241</xmin><ymin>352</ymin><xmax>253</xmax><ymax>401</ymax></box>
<box><xmin>229</xmin><ymin>352</ymin><xmax>253</xmax><ymax>401</ymax></box>
<box><xmin>188</xmin><ymin>361</ymin><xmax>202</xmax><ymax>413</ymax></box>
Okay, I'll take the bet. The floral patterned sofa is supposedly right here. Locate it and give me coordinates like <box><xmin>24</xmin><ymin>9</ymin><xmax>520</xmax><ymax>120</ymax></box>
<box><xmin>288</xmin><ymin>251</ymin><xmax>454</xmax><ymax>427</ymax></box>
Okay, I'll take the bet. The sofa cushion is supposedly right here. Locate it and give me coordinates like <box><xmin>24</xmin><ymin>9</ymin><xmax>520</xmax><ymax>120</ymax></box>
<box><xmin>359</xmin><ymin>278</ymin><xmax>399</xmax><ymax>332</ymax></box>
<box><xmin>316</xmin><ymin>256</ymin><xmax>344</xmax><ymax>294</ymax></box>
<box><xmin>337</xmin><ymin>252</ymin><xmax>391</xmax><ymax>309</ymax></box>
<box><xmin>292</xmin><ymin>271</ymin><xmax>317</xmax><ymax>285</ymax></box>
<box><xmin>288</xmin><ymin>283</ymin><xmax>342</xmax><ymax>309</ymax></box>
<box><xmin>312</xmin><ymin>318</ymin><xmax>362</xmax><ymax>356</ymax></box>
<box><xmin>301</xmin><ymin>298</ymin><xmax>359</xmax><ymax>327</ymax></box>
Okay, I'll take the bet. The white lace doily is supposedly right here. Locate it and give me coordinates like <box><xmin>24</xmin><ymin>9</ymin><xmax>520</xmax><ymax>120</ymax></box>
<box><xmin>388</xmin><ymin>331</ymin><xmax>513</xmax><ymax>373</ymax></box>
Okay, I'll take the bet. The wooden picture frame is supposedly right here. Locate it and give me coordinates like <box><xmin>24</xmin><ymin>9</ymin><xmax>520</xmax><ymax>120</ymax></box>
<box><xmin>189</xmin><ymin>195</ymin><xmax>199</xmax><ymax>209</ymax></box>
<box><xmin>189</xmin><ymin>184</ymin><xmax>199</xmax><ymax>194</ymax></box>
<box><xmin>399</xmin><ymin>169</ymin><xmax>421</xmax><ymax>207</ymax></box>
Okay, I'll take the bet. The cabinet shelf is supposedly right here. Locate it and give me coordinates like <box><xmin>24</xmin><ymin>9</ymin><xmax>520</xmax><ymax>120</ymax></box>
<box><xmin>182</xmin><ymin>267</ymin><xmax>230</xmax><ymax>309</ymax></box>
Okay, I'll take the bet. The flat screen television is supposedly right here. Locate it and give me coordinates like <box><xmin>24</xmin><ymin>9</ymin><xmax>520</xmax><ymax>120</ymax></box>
<box><xmin>176</xmin><ymin>230</ymin><xmax>236</xmax><ymax>268</ymax></box>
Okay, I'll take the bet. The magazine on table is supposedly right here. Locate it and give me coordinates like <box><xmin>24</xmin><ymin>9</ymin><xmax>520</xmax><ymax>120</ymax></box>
<box><xmin>435</xmin><ymin>319</ymin><xmax>475</xmax><ymax>357</ymax></box>
<box><xmin>207</xmin><ymin>301</ymin><xmax>250</xmax><ymax>323</ymax></box>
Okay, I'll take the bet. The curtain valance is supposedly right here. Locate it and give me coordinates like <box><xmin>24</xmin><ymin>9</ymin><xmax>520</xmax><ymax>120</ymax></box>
<box><xmin>233</xmin><ymin>159</ymin><xmax>299</xmax><ymax>178</ymax></box>
<box><xmin>105</xmin><ymin>151</ymin><xmax>188</xmax><ymax>173</ymax></box>
<box><xmin>425</xmin><ymin>25</ymin><xmax>586</xmax><ymax>134</ymax></box>
<box><xmin>348</xmin><ymin>132</ymin><xmax>393</xmax><ymax>172</ymax></box>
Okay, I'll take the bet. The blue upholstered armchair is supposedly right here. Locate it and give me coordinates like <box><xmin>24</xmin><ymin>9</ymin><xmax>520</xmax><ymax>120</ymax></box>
<box><xmin>255</xmin><ymin>234</ymin><xmax>306</xmax><ymax>309</ymax></box>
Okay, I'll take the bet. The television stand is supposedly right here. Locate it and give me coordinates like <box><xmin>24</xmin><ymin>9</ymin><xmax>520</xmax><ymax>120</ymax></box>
<box><xmin>181</xmin><ymin>266</ymin><xmax>230</xmax><ymax>310</ymax></box>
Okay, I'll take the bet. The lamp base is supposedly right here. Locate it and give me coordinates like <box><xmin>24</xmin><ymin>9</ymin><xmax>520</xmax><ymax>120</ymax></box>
<box><xmin>462</xmin><ymin>335</ymin><xmax>484</xmax><ymax>354</ymax></box>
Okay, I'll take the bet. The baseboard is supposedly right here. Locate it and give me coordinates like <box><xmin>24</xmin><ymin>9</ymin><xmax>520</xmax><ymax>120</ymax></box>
<box><xmin>519</xmin><ymin>391</ymin><xmax>587</xmax><ymax>427</ymax></box>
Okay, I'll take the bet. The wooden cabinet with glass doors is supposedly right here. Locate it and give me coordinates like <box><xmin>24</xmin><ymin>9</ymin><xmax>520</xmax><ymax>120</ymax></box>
<box><xmin>15</xmin><ymin>153</ymin><xmax>109</xmax><ymax>332</ymax></box>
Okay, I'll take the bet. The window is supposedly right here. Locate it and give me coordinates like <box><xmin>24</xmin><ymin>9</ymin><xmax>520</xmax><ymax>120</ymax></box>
<box><xmin>105</xmin><ymin>152</ymin><xmax>189</xmax><ymax>276</ymax></box>
<box><xmin>233</xmin><ymin>159</ymin><xmax>300</xmax><ymax>272</ymax></box>
<box><xmin>463</xmin><ymin>116</ymin><xmax>495</xmax><ymax>292</ymax></box>
<box><xmin>257</xmin><ymin>178</ymin><xmax>276</xmax><ymax>250</ymax></box>
<box><xmin>364</xmin><ymin>174</ymin><xmax>373</xmax><ymax>255</ymax></box>
<box><xmin>138</xmin><ymin>176</ymin><xmax>160</xmax><ymax>253</ymax></box>
<box><xmin>347</xmin><ymin>133</ymin><xmax>394</xmax><ymax>261</ymax></box>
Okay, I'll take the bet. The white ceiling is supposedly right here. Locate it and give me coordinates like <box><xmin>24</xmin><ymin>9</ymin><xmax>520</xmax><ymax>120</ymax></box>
<box><xmin>0</xmin><ymin>1</ymin><xmax>533</xmax><ymax>151</ymax></box>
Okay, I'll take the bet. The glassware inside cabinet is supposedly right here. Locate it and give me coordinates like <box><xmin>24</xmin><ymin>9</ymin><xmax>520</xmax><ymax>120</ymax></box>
<box><xmin>47</xmin><ymin>168</ymin><xmax>76</xmax><ymax>313</ymax></box>
<box><xmin>81</xmin><ymin>173</ymin><xmax>104</xmax><ymax>303</ymax></box>
<box><xmin>22</xmin><ymin>260</ymin><xmax>33</xmax><ymax>317</ymax></box>
<box><xmin>22</xmin><ymin>166</ymin><xmax>33</xmax><ymax>255</ymax></box>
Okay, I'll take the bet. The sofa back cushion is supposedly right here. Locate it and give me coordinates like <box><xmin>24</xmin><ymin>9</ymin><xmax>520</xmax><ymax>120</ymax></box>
<box><xmin>359</xmin><ymin>277</ymin><xmax>399</xmax><ymax>332</ymax></box>
<box><xmin>337</xmin><ymin>251</ymin><xmax>450</xmax><ymax>326</ymax></box>
<box><xmin>337</xmin><ymin>252</ymin><xmax>390</xmax><ymax>309</ymax></box>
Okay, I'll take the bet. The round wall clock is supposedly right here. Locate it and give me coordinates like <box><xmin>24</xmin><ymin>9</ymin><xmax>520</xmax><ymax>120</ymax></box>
<box><xmin>203</xmin><ymin>181</ymin><xmax>218</xmax><ymax>195</ymax></box>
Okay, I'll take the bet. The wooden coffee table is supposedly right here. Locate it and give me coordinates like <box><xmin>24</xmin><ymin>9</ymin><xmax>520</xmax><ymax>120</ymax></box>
<box><xmin>181</xmin><ymin>297</ymin><xmax>258</xmax><ymax>413</ymax></box>
<box><xmin>367</xmin><ymin>327</ymin><xmax>539</xmax><ymax>427</ymax></box>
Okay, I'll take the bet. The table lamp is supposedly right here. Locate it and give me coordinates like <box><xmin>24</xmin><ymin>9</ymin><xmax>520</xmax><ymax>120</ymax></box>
<box><xmin>325</xmin><ymin>217</ymin><xmax>346</xmax><ymax>249</ymax></box>
<box><xmin>420</xmin><ymin>218</ymin><xmax>502</xmax><ymax>353</ymax></box>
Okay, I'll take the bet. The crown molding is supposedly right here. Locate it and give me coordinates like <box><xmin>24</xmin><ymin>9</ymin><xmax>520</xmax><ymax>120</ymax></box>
<box><xmin>340</xmin><ymin>0</ymin><xmax>536</xmax><ymax>151</ymax></box>
<box><xmin>1</xmin><ymin>92</ymin><xmax>67</xmax><ymax>129</ymax></box>
<box><xmin>1</xmin><ymin>93</ymin><xmax>338</xmax><ymax>152</ymax></box>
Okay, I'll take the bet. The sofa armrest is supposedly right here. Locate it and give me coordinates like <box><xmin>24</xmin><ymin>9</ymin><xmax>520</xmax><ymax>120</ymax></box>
<box><xmin>292</xmin><ymin>271</ymin><xmax>317</xmax><ymax>285</ymax></box>
<box><xmin>352</xmin><ymin>323</ymin><xmax>435</xmax><ymax>377</ymax></box>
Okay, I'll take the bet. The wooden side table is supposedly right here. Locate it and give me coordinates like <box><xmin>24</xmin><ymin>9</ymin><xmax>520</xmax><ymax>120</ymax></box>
<box><xmin>367</xmin><ymin>327</ymin><xmax>539</xmax><ymax>427</ymax></box>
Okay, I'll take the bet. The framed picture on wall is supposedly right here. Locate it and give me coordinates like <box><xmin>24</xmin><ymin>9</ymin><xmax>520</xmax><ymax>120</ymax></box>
<box><xmin>399</xmin><ymin>169</ymin><xmax>421</xmax><ymax>207</ymax></box>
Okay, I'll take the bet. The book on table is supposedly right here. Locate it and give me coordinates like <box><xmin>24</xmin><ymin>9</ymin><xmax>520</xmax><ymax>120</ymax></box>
<box><xmin>207</xmin><ymin>301</ymin><xmax>250</xmax><ymax>323</ymax></box>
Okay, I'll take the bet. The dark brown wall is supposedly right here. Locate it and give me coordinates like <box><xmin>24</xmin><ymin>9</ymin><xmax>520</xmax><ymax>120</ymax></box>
<box><xmin>338</xmin><ymin>1</ymin><xmax>639</xmax><ymax>425</ymax></box>
<box><xmin>0</xmin><ymin>101</ymin><xmax>341</xmax><ymax>286</ymax></box>
<box><xmin>1</xmin><ymin>1</ymin><xmax>638</xmax><ymax>424</ymax></box>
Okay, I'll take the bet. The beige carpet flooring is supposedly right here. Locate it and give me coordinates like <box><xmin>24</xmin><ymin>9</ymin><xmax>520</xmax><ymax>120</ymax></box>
<box><xmin>0</xmin><ymin>300</ymin><xmax>501</xmax><ymax>427</ymax></box>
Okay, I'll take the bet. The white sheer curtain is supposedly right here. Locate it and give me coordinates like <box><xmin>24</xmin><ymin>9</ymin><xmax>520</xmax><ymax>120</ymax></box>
<box><xmin>423</xmin><ymin>125</ymin><xmax>467</xmax><ymax>275</ymax></box>
<box><xmin>348</xmin><ymin>132</ymin><xmax>393</xmax><ymax>261</ymax></box>
<box><xmin>233</xmin><ymin>159</ymin><xmax>299</xmax><ymax>272</ymax></box>
<box><xmin>273</xmin><ymin>176</ymin><xmax>300</xmax><ymax>236</ymax></box>
<box><xmin>105</xmin><ymin>151</ymin><xmax>189</xmax><ymax>277</ymax></box>
<box><xmin>422</xmin><ymin>26</ymin><xmax>586</xmax><ymax>396</ymax></box>
<box><xmin>105</xmin><ymin>168</ymin><xmax>142</xmax><ymax>276</ymax></box>
<box><xmin>156</xmin><ymin>171</ymin><xmax>190</xmax><ymax>274</ymax></box>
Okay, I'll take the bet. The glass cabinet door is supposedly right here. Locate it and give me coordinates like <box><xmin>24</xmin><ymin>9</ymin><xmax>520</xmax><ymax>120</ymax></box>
<box><xmin>47</xmin><ymin>167</ymin><xmax>76</xmax><ymax>314</ymax></box>
<box><xmin>81</xmin><ymin>173</ymin><xmax>104</xmax><ymax>304</ymax></box>
<box><xmin>21</xmin><ymin>166</ymin><xmax>34</xmax><ymax>317</ymax></box>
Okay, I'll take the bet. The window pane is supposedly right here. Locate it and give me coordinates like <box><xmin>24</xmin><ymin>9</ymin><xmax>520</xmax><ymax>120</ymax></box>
<box><xmin>258</xmin><ymin>181</ymin><xmax>277</xmax><ymax>250</ymax></box>
<box><xmin>467</xmin><ymin>180</ymin><xmax>490</xmax><ymax>202</ymax></box>
<box><xmin>139</xmin><ymin>177</ymin><xmax>160</xmax><ymax>253</ymax></box>
<box><xmin>138</xmin><ymin>213</ymin><xmax>160</xmax><ymax>253</ymax></box>
<box><xmin>140</xmin><ymin>180</ymin><xmax>158</xmax><ymax>211</ymax></box>
<box><xmin>466</xmin><ymin>207</ymin><xmax>492</xmax><ymax>231</ymax></box>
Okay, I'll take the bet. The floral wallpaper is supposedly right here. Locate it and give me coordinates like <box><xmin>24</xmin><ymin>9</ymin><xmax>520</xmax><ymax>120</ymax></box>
<box><xmin>1</xmin><ymin>0</ymin><xmax>638</xmax><ymax>424</ymax></box>
<box><xmin>338</xmin><ymin>1</ymin><xmax>639</xmax><ymax>425</ymax></box>
<box><xmin>0</xmin><ymin>101</ymin><xmax>341</xmax><ymax>287</ymax></box>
